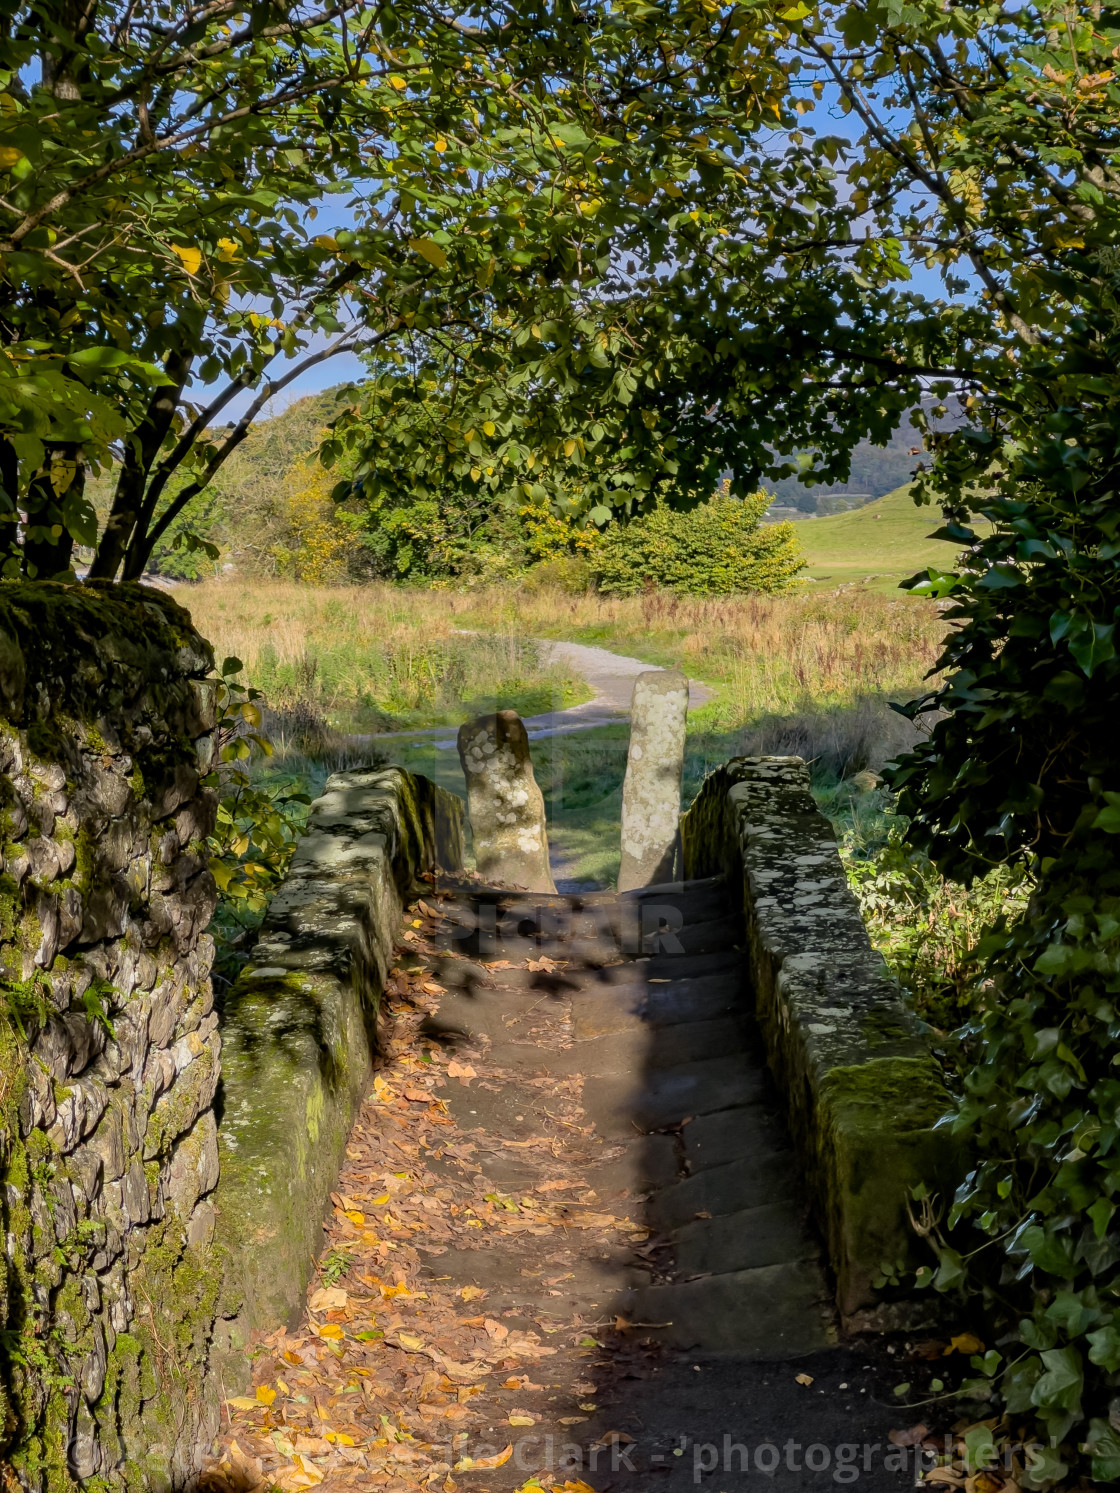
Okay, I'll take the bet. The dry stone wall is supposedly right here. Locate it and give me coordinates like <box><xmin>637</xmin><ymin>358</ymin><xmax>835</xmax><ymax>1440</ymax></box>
<box><xmin>0</xmin><ymin>581</ymin><xmax>224</xmax><ymax>1490</ymax></box>
<box><xmin>211</xmin><ymin>767</ymin><xmax>465</xmax><ymax>1382</ymax></box>
<box><xmin>681</xmin><ymin>756</ymin><xmax>960</xmax><ymax>1321</ymax></box>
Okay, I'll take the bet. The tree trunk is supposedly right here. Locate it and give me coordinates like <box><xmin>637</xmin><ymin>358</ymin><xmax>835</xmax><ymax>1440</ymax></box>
<box><xmin>21</xmin><ymin>448</ymin><xmax>81</xmax><ymax>579</ymax></box>
<box><xmin>89</xmin><ymin>354</ymin><xmax>190</xmax><ymax>580</ymax></box>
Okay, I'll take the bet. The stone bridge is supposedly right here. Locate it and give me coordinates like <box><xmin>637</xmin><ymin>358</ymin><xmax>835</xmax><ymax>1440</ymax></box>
<box><xmin>0</xmin><ymin>587</ymin><xmax>957</xmax><ymax>1491</ymax></box>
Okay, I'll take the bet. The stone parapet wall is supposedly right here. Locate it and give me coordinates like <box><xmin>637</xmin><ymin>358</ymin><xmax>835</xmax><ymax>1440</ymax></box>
<box><xmin>211</xmin><ymin>768</ymin><xmax>464</xmax><ymax>1380</ymax></box>
<box><xmin>0</xmin><ymin>582</ymin><xmax>223</xmax><ymax>1489</ymax></box>
<box><xmin>681</xmin><ymin>756</ymin><xmax>959</xmax><ymax>1318</ymax></box>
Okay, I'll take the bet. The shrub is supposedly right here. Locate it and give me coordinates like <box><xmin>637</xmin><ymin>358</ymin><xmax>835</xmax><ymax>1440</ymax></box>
<box><xmin>591</xmin><ymin>489</ymin><xmax>803</xmax><ymax>597</ymax></box>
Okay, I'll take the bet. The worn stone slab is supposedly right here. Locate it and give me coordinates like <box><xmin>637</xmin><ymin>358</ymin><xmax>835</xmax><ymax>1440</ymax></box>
<box><xmin>680</xmin><ymin>756</ymin><xmax>961</xmax><ymax>1316</ymax></box>
<box><xmin>458</xmin><ymin>709</ymin><xmax>556</xmax><ymax>893</ymax></box>
<box><xmin>673</xmin><ymin>1201</ymin><xmax>817</xmax><ymax>1277</ymax></box>
<box><xmin>618</xmin><ymin>670</ymin><xmax>689</xmax><ymax>891</ymax></box>
<box><xmin>683</xmin><ymin>1104</ymin><xmax>789</xmax><ymax>1173</ymax></box>
<box><xmin>647</xmin><ymin>1151</ymin><xmax>798</xmax><ymax>1232</ymax></box>
<box><xmin>628</xmin><ymin>1261</ymin><xmax>831</xmax><ymax>1354</ymax></box>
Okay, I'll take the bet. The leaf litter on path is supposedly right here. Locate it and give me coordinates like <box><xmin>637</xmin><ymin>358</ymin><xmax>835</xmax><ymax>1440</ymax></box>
<box><xmin>202</xmin><ymin>887</ymin><xmax>662</xmax><ymax>1493</ymax></box>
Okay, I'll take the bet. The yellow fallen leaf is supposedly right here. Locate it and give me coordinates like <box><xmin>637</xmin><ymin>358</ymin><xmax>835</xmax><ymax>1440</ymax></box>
<box><xmin>326</xmin><ymin>1432</ymin><xmax>356</xmax><ymax>1446</ymax></box>
<box><xmin>396</xmin><ymin>1333</ymin><xmax>426</xmax><ymax>1351</ymax></box>
<box><xmin>946</xmin><ymin>1333</ymin><xmax>984</xmax><ymax>1356</ymax></box>
<box><xmin>256</xmin><ymin>1385</ymin><xmax>277</xmax><ymax>1406</ymax></box>
<box><xmin>558</xmin><ymin>1481</ymin><xmax>597</xmax><ymax>1493</ymax></box>
<box><xmin>558</xmin><ymin>1417</ymin><xmax>587</xmax><ymax>1426</ymax></box>
<box><xmin>225</xmin><ymin>1395</ymin><xmax>260</xmax><ymax>1410</ymax></box>
<box><xmin>509</xmin><ymin>1415</ymin><xmax>536</xmax><ymax>1426</ymax></box>
<box><xmin>795</xmin><ymin>1373</ymin><xmax>814</xmax><ymax>1387</ymax></box>
<box><xmin>171</xmin><ymin>244</ymin><xmax>202</xmax><ymax>275</ymax></box>
<box><xmin>372</xmin><ymin>1194</ymin><xmax>390</xmax><ymax>1205</ymax></box>
<box><xmin>344</xmin><ymin>1210</ymin><xmax>365</xmax><ymax>1225</ymax></box>
<box><xmin>455</xmin><ymin>1444</ymin><xmax>513</xmax><ymax>1471</ymax></box>
<box><xmin>317</xmin><ymin>1323</ymin><xmax>344</xmax><ymax>1340</ymax></box>
<box><xmin>459</xmin><ymin>1286</ymin><xmax>487</xmax><ymax>1302</ymax></box>
<box><xmin>309</xmin><ymin>1287</ymin><xmax>347</xmax><ymax>1312</ymax></box>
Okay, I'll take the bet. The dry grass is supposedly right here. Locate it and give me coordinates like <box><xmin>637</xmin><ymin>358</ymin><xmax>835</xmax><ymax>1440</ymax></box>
<box><xmin>183</xmin><ymin>579</ymin><xmax>591</xmax><ymax>730</ymax></box>
<box><xmin>182</xmin><ymin>576</ymin><xmax>948</xmax><ymax>733</ymax></box>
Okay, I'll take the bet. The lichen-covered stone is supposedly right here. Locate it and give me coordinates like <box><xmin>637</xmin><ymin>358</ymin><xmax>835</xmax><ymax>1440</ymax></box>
<box><xmin>618</xmin><ymin>670</ymin><xmax>689</xmax><ymax>891</ymax></box>
<box><xmin>0</xmin><ymin>580</ymin><xmax>225</xmax><ymax>1490</ymax></box>
<box><xmin>680</xmin><ymin>756</ymin><xmax>960</xmax><ymax>1317</ymax></box>
<box><xmin>211</xmin><ymin>766</ymin><xmax>464</xmax><ymax>1387</ymax></box>
<box><xmin>457</xmin><ymin>710</ymin><xmax>555</xmax><ymax>893</ymax></box>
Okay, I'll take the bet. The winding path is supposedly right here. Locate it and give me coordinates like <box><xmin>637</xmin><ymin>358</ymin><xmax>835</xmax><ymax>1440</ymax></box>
<box><xmin>371</xmin><ymin>639</ymin><xmax>713</xmax><ymax>746</ymax></box>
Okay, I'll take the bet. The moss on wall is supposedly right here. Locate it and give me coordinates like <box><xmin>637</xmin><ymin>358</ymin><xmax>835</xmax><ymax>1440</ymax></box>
<box><xmin>0</xmin><ymin>581</ymin><xmax>221</xmax><ymax>1490</ymax></box>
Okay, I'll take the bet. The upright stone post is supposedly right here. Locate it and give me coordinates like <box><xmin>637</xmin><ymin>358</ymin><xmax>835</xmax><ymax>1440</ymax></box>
<box><xmin>618</xmin><ymin>670</ymin><xmax>689</xmax><ymax>891</ymax></box>
<box><xmin>457</xmin><ymin>709</ymin><xmax>557</xmax><ymax>893</ymax></box>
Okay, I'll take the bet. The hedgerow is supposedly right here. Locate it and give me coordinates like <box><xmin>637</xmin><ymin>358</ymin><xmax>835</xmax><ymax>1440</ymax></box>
<box><xmin>591</xmin><ymin>489</ymin><xmax>803</xmax><ymax>597</ymax></box>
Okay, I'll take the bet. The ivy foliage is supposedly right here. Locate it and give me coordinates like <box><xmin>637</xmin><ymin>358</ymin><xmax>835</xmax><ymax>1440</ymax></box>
<box><xmin>203</xmin><ymin>658</ymin><xmax>310</xmax><ymax>983</ymax></box>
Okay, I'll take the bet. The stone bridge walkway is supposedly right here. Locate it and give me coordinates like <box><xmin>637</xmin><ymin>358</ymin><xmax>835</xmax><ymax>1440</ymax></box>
<box><xmin>209</xmin><ymin>882</ymin><xmax>917</xmax><ymax>1493</ymax></box>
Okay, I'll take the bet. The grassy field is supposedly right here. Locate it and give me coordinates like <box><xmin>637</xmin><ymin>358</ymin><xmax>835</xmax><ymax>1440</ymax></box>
<box><xmin>184</xmin><ymin>577</ymin><xmax>948</xmax><ymax>735</ymax></box>
<box><xmin>184</xmin><ymin>576</ymin><xmax>951</xmax><ymax>886</ymax></box>
<box><xmin>185</xmin><ymin>580</ymin><xmax>592</xmax><ymax>733</ymax></box>
<box><xmin>795</xmin><ymin>482</ymin><xmax>984</xmax><ymax>592</ymax></box>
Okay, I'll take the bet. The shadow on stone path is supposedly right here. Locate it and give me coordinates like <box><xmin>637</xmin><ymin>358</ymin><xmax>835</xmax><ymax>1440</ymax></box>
<box><xmin>207</xmin><ymin>881</ymin><xmax>921</xmax><ymax>1493</ymax></box>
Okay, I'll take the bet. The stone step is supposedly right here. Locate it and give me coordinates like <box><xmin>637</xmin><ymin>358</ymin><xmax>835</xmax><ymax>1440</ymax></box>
<box><xmin>682</xmin><ymin>1103</ymin><xmax>789</xmax><ymax>1173</ymax></box>
<box><xmin>566</xmin><ymin>1016</ymin><xmax>757</xmax><ymax>1073</ymax></box>
<box><xmin>672</xmin><ymin>1201</ymin><xmax>818</xmax><ymax>1277</ymax></box>
<box><xmin>646</xmin><ymin>1151</ymin><xmax>798</xmax><ymax>1232</ymax></box>
<box><xmin>570</xmin><ymin>971</ymin><xmax>745</xmax><ymax>1039</ymax></box>
<box><xmin>625</xmin><ymin>1260</ymin><xmax>830</xmax><ymax>1354</ymax></box>
<box><xmin>416</xmin><ymin>1245</ymin><xmax>645</xmax><ymax>1312</ymax></box>
<box><xmin>644</xmin><ymin>947</ymin><xmax>745</xmax><ymax>981</ymax></box>
<box><xmin>582</xmin><ymin>1056</ymin><xmax>769</xmax><ymax>1138</ymax></box>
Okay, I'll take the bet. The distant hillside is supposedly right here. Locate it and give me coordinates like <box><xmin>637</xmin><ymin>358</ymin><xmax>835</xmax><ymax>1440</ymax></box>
<box><xmin>768</xmin><ymin>399</ymin><xmax>967</xmax><ymax>513</ymax></box>
<box><xmin>797</xmin><ymin>482</ymin><xmax>989</xmax><ymax>592</ymax></box>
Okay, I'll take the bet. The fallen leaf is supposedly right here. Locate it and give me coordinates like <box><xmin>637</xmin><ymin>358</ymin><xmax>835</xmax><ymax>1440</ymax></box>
<box><xmin>527</xmin><ymin>957</ymin><xmax>558</xmax><ymax>972</ymax></box>
<box><xmin>308</xmin><ymin>1287</ymin><xmax>347</xmax><ymax>1313</ymax></box>
<box><xmin>325</xmin><ymin>1432</ymin><xmax>356</xmax><ymax>1447</ymax></box>
<box><xmin>404</xmin><ymin>1088</ymin><xmax>434</xmax><ymax>1103</ymax></box>
<box><xmin>395</xmin><ymin>1332</ymin><xmax>426</xmax><ymax>1351</ymax></box>
<box><xmin>483</xmin><ymin>1319</ymin><xmax>509</xmax><ymax>1342</ymax></box>
<box><xmin>344</xmin><ymin>1209</ymin><xmax>365</xmax><ymax>1225</ymax></box>
<box><xmin>256</xmin><ymin>1386</ymin><xmax>276</xmax><ymax>1406</ymax></box>
<box><xmin>459</xmin><ymin>1286</ymin><xmax>487</xmax><ymax>1301</ymax></box>
<box><xmin>558</xmin><ymin>1417</ymin><xmax>587</xmax><ymax>1426</ymax></box>
<box><xmin>888</xmin><ymin>1424</ymin><xmax>930</xmax><ymax>1449</ymax></box>
<box><xmin>509</xmin><ymin>1414</ymin><xmax>536</xmax><ymax>1427</ymax></box>
<box><xmin>225</xmin><ymin>1396</ymin><xmax>260</xmax><ymax>1411</ymax></box>
<box><xmin>557</xmin><ymin>1480</ymin><xmax>596</xmax><ymax>1492</ymax></box>
<box><xmin>921</xmin><ymin>1473</ymin><xmax>964</xmax><ymax>1487</ymax></box>
<box><xmin>293</xmin><ymin>1435</ymin><xmax>332</xmax><ymax>1456</ymax></box>
<box><xmin>946</xmin><ymin>1333</ymin><xmax>984</xmax><ymax>1356</ymax></box>
<box><xmin>371</xmin><ymin>1194</ymin><xmax>391</xmax><ymax>1205</ymax></box>
<box><xmin>795</xmin><ymin>1374</ymin><xmax>814</xmax><ymax>1387</ymax></box>
<box><xmin>316</xmin><ymin>1323</ymin><xmax>344</xmax><ymax>1341</ymax></box>
<box><xmin>455</xmin><ymin>1444</ymin><xmax>513</xmax><ymax>1471</ymax></box>
<box><xmin>447</xmin><ymin>1061</ymin><xmax>477</xmax><ymax>1085</ymax></box>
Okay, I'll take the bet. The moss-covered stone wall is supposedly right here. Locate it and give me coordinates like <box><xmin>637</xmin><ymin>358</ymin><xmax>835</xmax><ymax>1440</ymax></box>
<box><xmin>209</xmin><ymin>768</ymin><xmax>464</xmax><ymax>1386</ymax></box>
<box><xmin>0</xmin><ymin>581</ymin><xmax>225</xmax><ymax>1490</ymax></box>
<box><xmin>680</xmin><ymin>756</ymin><xmax>961</xmax><ymax>1321</ymax></box>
